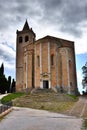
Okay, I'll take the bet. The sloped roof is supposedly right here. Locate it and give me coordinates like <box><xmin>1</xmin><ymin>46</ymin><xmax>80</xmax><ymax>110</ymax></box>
<box><xmin>23</xmin><ymin>20</ymin><xmax>29</xmax><ymax>30</ymax></box>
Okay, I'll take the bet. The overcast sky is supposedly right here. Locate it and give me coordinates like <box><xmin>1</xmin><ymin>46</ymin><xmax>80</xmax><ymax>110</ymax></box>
<box><xmin>0</xmin><ymin>0</ymin><xmax>87</xmax><ymax>93</ymax></box>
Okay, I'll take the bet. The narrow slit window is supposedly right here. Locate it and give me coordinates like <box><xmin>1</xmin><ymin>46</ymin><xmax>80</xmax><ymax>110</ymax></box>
<box><xmin>51</xmin><ymin>54</ymin><xmax>54</xmax><ymax>66</ymax></box>
<box><xmin>37</xmin><ymin>56</ymin><xmax>40</xmax><ymax>67</ymax></box>
<box><xmin>25</xmin><ymin>62</ymin><xmax>26</xmax><ymax>71</ymax></box>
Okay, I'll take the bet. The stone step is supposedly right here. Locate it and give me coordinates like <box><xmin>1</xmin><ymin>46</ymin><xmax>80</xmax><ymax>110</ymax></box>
<box><xmin>30</xmin><ymin>88</ymin><xmax>56</xmax><ymax>95</ymax></box>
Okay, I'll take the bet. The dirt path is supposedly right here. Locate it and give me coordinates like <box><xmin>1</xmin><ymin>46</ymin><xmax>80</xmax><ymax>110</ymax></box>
<box><xmin>68</xmin><ymin>96</ymin><xmax>87</xmax><ymax>117</ymax></box>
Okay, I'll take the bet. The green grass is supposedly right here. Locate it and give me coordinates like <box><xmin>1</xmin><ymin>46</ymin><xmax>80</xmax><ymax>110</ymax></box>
<box><xmin>83</xmin><ymin>119</ymin><xmax>87</xmax><ymax>129</ymax></box>
<box><xmin>66</xmin><ymin>94</ymin><xmax>78</xmax><ymax>99</ymax></box>
<box><xmin>1</xmin><ymin>93</ymin><xmax>25</xmax><ymax>104</ymax></box>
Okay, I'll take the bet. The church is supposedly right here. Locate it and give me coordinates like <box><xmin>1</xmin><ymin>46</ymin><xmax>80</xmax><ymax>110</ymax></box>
<box><xmin>16</xmin><ymin>20</ymin><xmax>78</xmax><ymax>94</ymax></box>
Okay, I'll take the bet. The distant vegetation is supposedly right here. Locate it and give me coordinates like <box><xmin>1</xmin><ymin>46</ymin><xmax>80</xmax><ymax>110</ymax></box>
<box><xmin>82</xmin><ymin>62</ymin><xmax>87</xmax><ymax>94</ymax></box>
<box><xmin>0</xmin><ymin>63</ymin><xmax>16</xmax><ymax>94</ymax></box>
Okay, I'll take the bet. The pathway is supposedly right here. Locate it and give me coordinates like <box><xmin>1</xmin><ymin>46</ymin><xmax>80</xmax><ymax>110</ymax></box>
<box><xmin>0</xmin><ymin>107</ymin><xmax>82</xmax><ymax>130</ymax></box>
<box><xmin>68</xmin><ymin>96</ymin><xmax>87</xmax><ymax>117</ymax></box>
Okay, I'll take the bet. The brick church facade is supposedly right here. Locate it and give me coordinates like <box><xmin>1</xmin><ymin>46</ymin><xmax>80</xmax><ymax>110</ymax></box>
<box><xmin>16</xmin><ymin>20</ymin><xmax>78</xmax><ymax>94</ymax></box>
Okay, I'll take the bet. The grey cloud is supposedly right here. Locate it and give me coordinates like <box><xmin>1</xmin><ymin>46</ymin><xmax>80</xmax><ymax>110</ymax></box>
<box><xmin>0</xmin><ymin>0</ymin><xmax>87</xmax><ymax>37</ymax></box>
<box><xmin>0</xmin><ymin>0</ymin><xmax>43</xmax><ymax>30</ymax></box>
<box><xmin>58</xmin><ymin>0</ymin><xmax>87</xmax><ymax>37</ymax></box>
<box><xmin>36</xmin><ymin>0</ymin><xmax>87</xmax><ymax>37</ymax></box>
<box><xmin>0</xmin><ymin>42</ymin><xmax>15</xmax><ymax>64</ymax></box>
<box><xmin>0</xmin><ymin>49</ymin><xmax>14</xmax><ymax>63</ymax></box>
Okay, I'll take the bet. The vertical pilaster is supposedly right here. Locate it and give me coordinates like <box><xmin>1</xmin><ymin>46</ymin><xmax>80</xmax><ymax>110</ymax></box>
<box><xmin>35</xmin><ymin>45</ymin><xmax>36</xmax><ymax>87</ymax></box>
<box><xmin>40</xmin><ymin>43</ymin><xmax>43</xmax><ymax>88</ymax></box>
<box><xmin>40</xmin><ymin>43</ymin><xmax>42</xmax><ymax>74</ymax></box>
<box><xmin>56</xmin><ymin>47</ymin><xmax>58</xmax><ymax>87</ymax></box>
<box><xmin>26</xmin><ymin>54</ymin><xmax>28</xmax><ymax>89</ymax></box>
<box><xmin>66</xmin><ymin>48</ymin><xmax>70</xmax><ymax>93</ymax></box>
<box><xmin>48</xmin><ymin>42</ymin><xmax>51</xmax><ymax>88</ymax></box>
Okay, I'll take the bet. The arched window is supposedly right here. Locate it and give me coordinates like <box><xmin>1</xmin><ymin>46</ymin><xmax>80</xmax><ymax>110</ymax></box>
<box><xmin>37</xmin><ymin>56</ymin><xmax>40</xmax><ymax>67</ymax></box>
<box><xmin>51</xmin><ymin>54</ymin><xmax>54</xmax><ymax>66</ymax></box>
<box><xmin>19</xmin><ymin>36</ymin><xmax>23</xmax><ymax>43</ymax></box>
<box><xmin>25</xmin><ymin>36</ymin><xmax>29</xmax><ymax>42</ymax></box>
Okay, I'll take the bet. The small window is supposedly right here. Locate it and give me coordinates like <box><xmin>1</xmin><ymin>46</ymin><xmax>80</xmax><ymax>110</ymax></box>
<box><xmin>33</xmin><ymin>37</ymin><xmax>35</xmax><ymax>43</ymax></box>
<box><xmin>25</xmin><ymin>36</ymin><xmax>29</xmax><ymax>42</ymax></box>
<box><xmin>37</xmin><ymin>56</ymin><xmax>40</xmax><ymax>67</ymax></box>
<box><xmin>19</xmin><ymin>36</ymin><xmax>23</xmax><ymax>43</ymax></box>
<box><xmin>25</xmin><ymin>62</ymin><xmax>26</xmax><ymax>71</ymax></box>
<box><xmin>51</xmin><ymin>54</ymin><xmax>54</xmax><ymax>66</ymax></box>
<box><xmin>70</xmin><ymin>82</ymin><xmax>72</xmax><ymax>86</ymax></box>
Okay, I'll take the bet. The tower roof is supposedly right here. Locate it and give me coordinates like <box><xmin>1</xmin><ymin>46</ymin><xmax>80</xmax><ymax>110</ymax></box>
<box><xmin>23</xmin><ymin>20</ymin><xmax>29</xmax><ymax>30</ymax></box>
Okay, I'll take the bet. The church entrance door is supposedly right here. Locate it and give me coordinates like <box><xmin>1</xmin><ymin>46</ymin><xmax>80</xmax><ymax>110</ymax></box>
<box><xmin>43</xmin><ymin>80</ymin><xmax>49</xmax><ymax>89</ymax></box>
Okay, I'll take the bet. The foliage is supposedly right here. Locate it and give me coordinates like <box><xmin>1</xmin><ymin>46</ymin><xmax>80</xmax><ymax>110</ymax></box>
<box><xmin>0</xmin><ymin>75</ymin><xmax>8</xmax><ymax>94</ymax></box>
<box><xmin>0</xmin><ymin>63</ymin><xmax>16</xmax><ymax>94</ymax></box>
<box><xmin>0</xmin><ymin>63</ymin><xmax>4</xmax><ymax>76</ymax></box>
<box><xmin>11</xmin><ymin>79</ymin><xmax>16</xmax><ymax>93</ymax></box>
<box><xmin>1</xmin><ymin>93</ymin><xmax>24</xmax><ymax>104</ymax></box>
<box><xmin>82</xmin><ymin>62</ymin><xmax>87</xmax><ymax>91</ymax></box>
<box><xmin>83</xmin><ymin>119</ymin><xmax>87</xmax><ymax>129</ymax></box>
<box><xmin>7</xmin><ymin>76</ymin><xmax>11</xmax><ymax>93</ymax></box>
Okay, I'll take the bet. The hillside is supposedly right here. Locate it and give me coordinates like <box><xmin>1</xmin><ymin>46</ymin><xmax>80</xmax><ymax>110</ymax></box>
<box><xmin>13</xmin><ymin>89</ymin><xmax>78</xmax><ymax>113</ymax></box>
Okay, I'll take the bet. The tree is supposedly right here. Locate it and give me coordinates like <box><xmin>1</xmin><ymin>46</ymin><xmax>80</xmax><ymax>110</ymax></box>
<box><xmin>0</xmin><ymin>75</ymin><xmax>8</xmax><ymax>94</ymax></box>
<box><xmin>82</xmin><ymin>62</ymin><xmax>87</xmax><ymax>92</ymax></box>
<box><xmin>11</xmin><ymin>79</ymin><xmax>16</xmax><ymax>93</ymax></box>
<box><xmin>0</xmin><ymin>63</ymin><xmax>12</xmax><ymax>94</ymax></box>
<box><xmin>7</xmin><ymin>76</ymin><xmax>11</xmax><ymax>93</ymax></box>
<box><xmin>0</xmin><ymin>63</ymin><xmax>4</xmax><ymax>76</ymax></box>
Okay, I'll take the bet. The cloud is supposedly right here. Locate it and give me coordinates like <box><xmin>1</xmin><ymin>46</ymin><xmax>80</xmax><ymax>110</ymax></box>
<box><xmin>77</xmin><ymin>70</ymin><xmax>83</xmax><ymax>94</ymax></box>
<box><xmin>0</xmin><ymin>42</ymin><xmax>15</xmax><ymax>65</ymax></box>
<box><xmin>0</xmin><ymin>0</ymin><xmax>87</xmax><ymax>39</ymax></box>
<box><xmin>40</xmin><ymin>0</ymin><xmax>87</xmax><ymax>37</ymax></box>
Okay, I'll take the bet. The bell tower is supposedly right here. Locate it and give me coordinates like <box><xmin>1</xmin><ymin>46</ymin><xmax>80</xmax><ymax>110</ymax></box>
<box><xmin>16</xmin><ymin>20</ymin><xmax>36</xmax><ymax>91</ymax></box>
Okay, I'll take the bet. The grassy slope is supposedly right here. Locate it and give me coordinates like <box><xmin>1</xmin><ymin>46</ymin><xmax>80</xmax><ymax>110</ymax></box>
<box><xmin>1</xmin><ymin>92</ymin><xmax>78</xmax><ymax>113</ymax></box>
<box><xmin>1</xmin><ymin>93</ymin><xmax>24</xmax><ymax>104</ymax></box>
<box><xmin>12</xmin><ymin>93</ymin><xmax>78</xmax><ymax>113</ymax></box>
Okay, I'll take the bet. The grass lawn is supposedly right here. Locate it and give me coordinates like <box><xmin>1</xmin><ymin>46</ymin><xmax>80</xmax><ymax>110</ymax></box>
<box><xmin>1</xmin><ymin>93</ymin><xmax>25</xmax><ymax>104</ymax></box>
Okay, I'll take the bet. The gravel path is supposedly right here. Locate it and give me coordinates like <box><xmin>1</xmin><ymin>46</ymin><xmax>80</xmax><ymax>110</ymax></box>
<box><xmin>0</xmin><ymin>107</ymin><xmax>83</xmax><ymax>130</ymax></box>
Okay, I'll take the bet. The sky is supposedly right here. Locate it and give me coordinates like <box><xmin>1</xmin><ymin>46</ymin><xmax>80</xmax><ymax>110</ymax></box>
<box><xmin>0</xmin><ymin>0</ymin><xmax>87</xmax><ymax>94</ymax></box>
